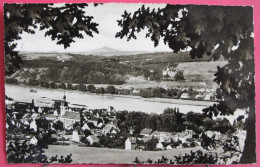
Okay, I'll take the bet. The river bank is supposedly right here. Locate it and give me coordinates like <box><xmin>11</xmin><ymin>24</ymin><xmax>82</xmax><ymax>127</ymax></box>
<box><xmin>5</xmin><ymin>84</ymin><xmax>215</xmax><ymax>107</ymax></box>
<box><xmin>5</xmin><ymin>84</ymin><xmax>245</xmax><ymax>123</ymax></box>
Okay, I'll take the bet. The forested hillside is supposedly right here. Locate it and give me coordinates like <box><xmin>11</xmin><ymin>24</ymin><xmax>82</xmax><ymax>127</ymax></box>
<box><xmin>6</xmin><ymin>51</ymin><xmax>216</xmax><ymax>85</ymax></box>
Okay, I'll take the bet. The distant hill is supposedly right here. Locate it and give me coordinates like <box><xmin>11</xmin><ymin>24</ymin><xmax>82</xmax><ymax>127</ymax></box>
<box><xmin>77</xmin><ymin>47</ymin><xmax>153</xmax><ymax>56</ymax></box>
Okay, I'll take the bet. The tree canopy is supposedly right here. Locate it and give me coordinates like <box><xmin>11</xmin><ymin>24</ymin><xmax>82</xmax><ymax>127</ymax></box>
<box><xmin>4</xmin><ymin>3</ymin><xmax>100</xmax><ymax>75</ymax></box>
<box><xmin>116</xmin><ymin>5</ymin><xmax>255</xmax><ymax>163</ymax></box>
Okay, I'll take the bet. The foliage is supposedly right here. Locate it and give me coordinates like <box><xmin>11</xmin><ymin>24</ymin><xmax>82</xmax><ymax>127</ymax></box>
<box><xmin>7</xmin><ymin>140</ymin><xmax>73</xmax><ymax>163</ymax></box>
<box><xmin>87</xmin><ymin>84</ymin><xmax>96</xmax><ymax>93</ymax></box>
<box><xmin>106</xmin><ymin>85</ymin><xmax>116</xmax><ymax>94</ymax></box>
<box><xmin>145</xmin><ymin>137</ymin><xmax>158</xmax><ymax>151</ymax></box>
<box><xmin>174</xmin><ymin>71</ymin><xmax>185</xmax><ymax>81</ymax></box>
<box><xmin>116</xmin><ymin>108</ymin><xmax>232</xmax><ymax>135</ymax></box>
<box><xmin>53</xmin><ymin>120</ymin><xmax>64</xmax><ymax>131</ymax></box>
<box><xmin>174</xmin><ymin>150</ymin><xmax>218</xmax><ymax>164</ymax></box>
<box><xmin>4</xmin><ymin>3</ymin><xmax>100</xmax><ymax>75</ymax></box>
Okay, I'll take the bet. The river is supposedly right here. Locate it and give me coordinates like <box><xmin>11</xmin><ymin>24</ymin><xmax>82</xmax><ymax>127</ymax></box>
<box><xmin>5</xmin><ymin>84</ymin><xmax>244</xmax><ymax>122</ymax></box>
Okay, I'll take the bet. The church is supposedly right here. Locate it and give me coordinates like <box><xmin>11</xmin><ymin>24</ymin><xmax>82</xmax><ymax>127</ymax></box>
<box><xmin>58</xmin><ymin>94</ymin><xmax>80</xmax><ymax>129</ymax></box>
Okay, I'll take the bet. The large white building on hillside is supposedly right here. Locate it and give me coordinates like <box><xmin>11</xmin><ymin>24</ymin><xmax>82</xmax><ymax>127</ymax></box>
<box><xmin>162</xmin><ymin>64</ymin><xmax>178</xmax><ymax>78</ymax></box>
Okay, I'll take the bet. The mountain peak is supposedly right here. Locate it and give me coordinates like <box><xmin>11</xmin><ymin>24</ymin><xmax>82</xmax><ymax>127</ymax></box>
<box><xmin>92</xmin><ymin>47</ymin><xmax>122</xmax><ymax>53</ymax></box>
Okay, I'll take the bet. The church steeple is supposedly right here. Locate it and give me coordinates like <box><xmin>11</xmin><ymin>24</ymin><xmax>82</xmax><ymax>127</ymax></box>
<box><xmin>60</xmin><ymin>92</ymin><xmax>68</xmax><ymax>117</ymax></box>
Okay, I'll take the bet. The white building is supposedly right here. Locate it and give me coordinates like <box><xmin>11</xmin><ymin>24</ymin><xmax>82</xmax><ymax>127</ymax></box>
<box><xmin>162</xmin><ymin>64</ymin><xmax>177</xmax><ymax>78</ymax></box>
<box><xmin>166</xmin><ymin>145</ymin><xmax>173</xmax><ymax>150</ymax></box>
<box><xmin>81</xmin><ymin>123</ymin><xmax>90</xmax><ymax>130</ymax></box>
<box><xmin>30</xmin><ymin>136</ymin><xmax>38</xmax><ymax>145</ymax></box>
<box><xmin>181</xmin><ymin>93</ymin><xmax>190</xmax><ymax>99</ymax></box>
<box><xmin>156</xmin><ymin>142</ymin><xmax>164</xmax><ymax>150</ymax></box>
<box><xmin>30</xmin><ymin>119</ymin><xmax>37</xmax><ymax>132</ymax></box>
<box><xmin>34</xmin><ymin>97</ymin><xmax>55</xmax><ymax>108</ymax></box>
<box><xmin>71</xmin><ymin>131</ymin><xmax>80</xmax><ymax>142</ymax></box>
<box><xmin>87</xmin><ymin>135</ymin><xmax>99</xmax><ymax>145</ymax></box>
<box><xmin>125</xmin><ymin>138</ymin><xmax>132</xmax><ymax>150</ymax></box>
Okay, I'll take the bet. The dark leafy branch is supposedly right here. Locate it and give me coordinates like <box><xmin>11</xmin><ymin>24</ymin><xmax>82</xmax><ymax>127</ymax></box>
<box><xmin>4</xmin><ymin>3</ymin><xmax>100</xmax><ymax>75</ymax></box>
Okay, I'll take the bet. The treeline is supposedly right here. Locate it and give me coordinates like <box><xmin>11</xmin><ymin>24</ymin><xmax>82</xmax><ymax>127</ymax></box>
<box><xmin>6</xmin><ymin>78</ymin><xmax>215</xmax><ymax>101</ymax></box>
<box><xmin>116</xmin><ymin>108</ymin><xmax>237</xmax><ymax>135</ymax></box>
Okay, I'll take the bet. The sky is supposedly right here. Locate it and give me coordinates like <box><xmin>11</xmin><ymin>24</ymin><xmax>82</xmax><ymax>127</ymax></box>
<box><xmin>15</xmin><ymin>3</ymin><xmax>173</xmax><ymax>53</ymax></box>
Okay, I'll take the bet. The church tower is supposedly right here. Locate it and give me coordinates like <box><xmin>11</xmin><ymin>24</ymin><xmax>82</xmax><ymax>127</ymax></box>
<box><xmin>60</xmin><ymin>92</ymin><xmax>68</xmax><ymax>117</ymax></box>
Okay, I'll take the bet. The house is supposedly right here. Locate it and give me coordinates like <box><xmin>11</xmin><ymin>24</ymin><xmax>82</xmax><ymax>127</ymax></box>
<box><xmin>71</xmin><ymin>131</ymin><xmax>80</xmax><ymax>142</ymax></box>
<box><xmin>195</xmin><ymin>94</ymin><xmax>205</xmax><ymax>100</ymax></box>
<box><xmin>125</xmin><ymin>137</ymin><xmax>137</xmax><ymax>150</ymax></box>
<box><xmin>33</xmin><ymin>97</ymin><xmax>55</xmax><ymax>108</ymax></box>
<box><xmin>38</xmin><ymin>107</ymin><xmax>43</xmax><ymax>113</ymax></box>
<box><xmin>97</xmin><ymin>122</ymin><xmax>103</xmax><ymax>128</ymax></box>
<box><xmin>125</xmin><ymin>138</ymin><xmax>132</xmax><ymax>150</ymax></box>
<box><xmin>151</xmin><ymin>131</ymin><xmax>161</xmax><ymax>138</ymax></box>
<box><xmin>181</xmin><ymin>93</ymin><xmax>190</xmax><ymax>99</ymax></box>
<box><xmin>107</xmin><ymin>106</ymin><xmax>114</xmax><ymax>112</ymax></box>
<box><xmin>30</xmin><ymin>119</ymin><xmax>37</xmax><ymax>132</ymax></box>
<box><xmin>159</xmin><ymin>136</ymin><xmax>165</xmax><ymax>143</ymax></box>
<box><xmin>22</xmin><ymin>113</ymin><xmax>31</xmax><ymax>120</ymax></box>
<box><xmin>102</xmin><ymin>124</ymin><xmax>120</xmax><ymax>136</ymax></box>
<box><xmin>184</xmin><ymin>129</ymin><xmax>194</xmax><ymax>139</ymax></box>
<box><xmin>45</xmin><ymin>114</ymin><xmax>57</xmax><ymax>121</ymax></box>
<box><xmin>54</xmin><ymin>110</ymin><xmax>59</xmax><ymax>116</ymax></box>
<box><xmin>140</xmin><ymin>128</ymin><xmax>153</xmax><ymax>137</ymax></box>
<box><xmin>87</xmin><ymin>135</ymin><xmax>99</xmax><ymax>145</ymax></box>
<box><xmin>166</xmin><ymin>144</ymin><xmax>173</xmax><ymax>150</ymax></box>
<box><xmin>162</xmin><ymin>64</ymin><xmax>178</xmax><ymax>78</ymax></box>
<box><xmin>204</xmin><ymin>94</ymin><xmax>211</xmax><ymax>101</ymax></box>
<box><xmin>81</xmin><ymin>123</ymin><xmax>90</xmax><ymax>131</ymax></box>
<box><xmin>174</xmin><ymin>132</ymin><xmax>186</xmax><ymax>143</ymax></box>
<box><xmin>156</xmin><ymin>142</ymin><xmax>164</xmax><ymax>150</ymax></box>
<box><xmin>30</xmin><ymin>136</ymin><xmax>38</xmax><ymax>145</ymax></box>
<box><xmin>201</xmin><ymin>131</ymin><xmax>221</xmax><ymax>140</ymax></box>
<box><xmin>31</xmin><ymin>113</ymin><xmax>39</xmax><ymax>119</ymax></box>
<box><xmin>5</xmin><ymin>96</ymin><xmax>15</xmax><ymax>107</ymax></box>
<box><xmin>132</xmin><ymin>89</ymin><xmax>140</xmax><ymax>94</ymax></box>
<box><xmin>88</xmin><ymin>118</ymin><xmax>99</xmax><ymax>127</ymax></box>
<box><xmin>142</xmin><ymin>136</ymin><xmax>153</xmax><ymax>143</ymax></box>
<box><xmin>60</xmin><ymin>111</ymin><xmax>80</xmax><ymax>129</ymax></box>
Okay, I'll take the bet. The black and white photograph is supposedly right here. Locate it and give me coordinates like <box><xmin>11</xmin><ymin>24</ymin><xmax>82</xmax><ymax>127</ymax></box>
<box><xmin>4</xmin><ymin>3</ymin><xmax>255</xmax><ymax>164</ymax></box>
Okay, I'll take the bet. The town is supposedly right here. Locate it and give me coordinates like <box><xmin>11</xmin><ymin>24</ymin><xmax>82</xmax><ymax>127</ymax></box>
<box><xmin>5</xmin><ymin>92</ymin><xmax>246</xmax><ymax>163</ymax></box>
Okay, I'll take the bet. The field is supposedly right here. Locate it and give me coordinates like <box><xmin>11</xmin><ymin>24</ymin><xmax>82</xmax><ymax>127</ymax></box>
<box><xmin>45</xmin><ymin>145</ymin><xmax>203</xmax><ymax>164</ymax></box>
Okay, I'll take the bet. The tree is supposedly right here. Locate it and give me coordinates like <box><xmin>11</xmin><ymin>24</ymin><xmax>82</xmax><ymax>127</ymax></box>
<box><xmin>87</xmin><ymin>84</ymin><xmax>96</xmax><ymax>93</ymax></box>
<box><xmin>174</xmin><ymin>71</ymin><xmax>185</xmax><ymax>81</ymax></box>
<box><xmin>77</xmin><ymin>84</ymin><xmax>86</xmax><ymax>91</ymax></box>
<box><xmin>49</xmin><ymin>81</ymin><xmax>56</xmax><ymax>89</ymax></box>
<box><xmin>67</xmin><ymin>83</ymin><xmax>73</xmax><ymax>90</ymax></box>
<box><xmin>116</xmin><ymin>5</ymin><xmax>254</xmax><ymax>163</ymax></box>
<box><xmin>36</xmin><ymin>117</ymin><xmax>50</xmax><ymax>132</ymax></box>
<box><xmin>60</xmin><ymin>83</ymin><xmax>67</xmax><ymax>89</ymax></box>
<box><xmin>4</xmin><ymin>3</ymin><xmax>100</xmax><ymax>75</ymax></box>
<box><xmin>106</xmin><ymin>85</ymin><xmax>116</xmax><ymax>94</ymax></box>
<box><xmin>145</xmin><ymin>137</ymin><xmax>158</xmax><ymax>151</ymax></box>
<box><xmin>7</xmin><ymin>140</ymin><xmax>73</xmax><ymax>163</ymax></box>
<box><xmin>53</xmin><ymin>120</ymin><xmax>64</xmax><ymax>131</ymax></box>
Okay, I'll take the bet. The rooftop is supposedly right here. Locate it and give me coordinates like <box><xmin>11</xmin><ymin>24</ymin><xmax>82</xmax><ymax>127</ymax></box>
<box><xmin>61</xmin><ymin>111</ymin><xmax>80</xmax><ymax>120</ymax></box>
